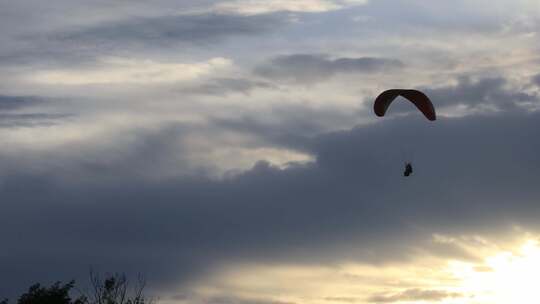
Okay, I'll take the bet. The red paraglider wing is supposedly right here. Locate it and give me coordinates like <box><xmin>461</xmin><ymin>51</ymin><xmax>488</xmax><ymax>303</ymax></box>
<box><xmin>373</xmin><ymin>89</ymin><xmax>436</xmax><ymax>121</ymax></box>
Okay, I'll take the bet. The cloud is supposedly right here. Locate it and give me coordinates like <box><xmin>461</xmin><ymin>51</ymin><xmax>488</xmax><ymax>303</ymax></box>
<box><xmin>199</xmin><ymin>295</ymin><xmax>295</xmax><ymax>304</ymax></box>
<box><xmin>2</xmin><ymin>111</ymin><xmax>540</xmax><ymax>298</ymax></box>
<box><xmin>0</xmin><ymin>95</ymin><xmax>70</xmax><ymax>128</ymax></box>
<box><xmin>0</xmin><ymin>12</ymin><xmax>285</xmax><ymax>68</ymax></box>
<box><xmin>212</xmin><ymin>0</ymin><xmax>368</xmax><ymax>15</ymax></box>
<box><xmin>28</xmin><ymin>57</ymin><xmax>233</xmax><ymax>85</ymax></box>
<box><xmin>255</xmin><ymin>54</ymin><xmax>403</xmax><ymax>83</ymax></box>
<box><xmin>182</xmin><ymin>77</ymin><xmax>276</xmax><ymax>95</ymax></box>
<box><xmin>0</xmin><ymin>95</ymin><xmax>43</xmax><ymax>110</ymax></box>
<box><xmin>324</xmin><ymin>297</ymin><xmax>359</xmax><ymax>303</ymax></box>
<box><xmin>532</xmin><ymin>73</ymin><xmax>540</xmax><ymax>87</ymax></box>
<box><xmin>0</xmin><ymin>113</ymin><xmax>72</xmax><ymax>128</ymax></box>
<box><xmin>55</xmin><ymin>13</ymin><xmax>283</xmax><ymax>47</ymax></box>
<box><xmin>368</xmin><ymin>289</ymin><xmax>462</xmax><ymax>303</ymax></box>
<box><xmin>208</xmin><ymin>106</ymin><xmax>359</xmax><ymax>154</ymax></box>
<box><xmin>422</xmin><ymin>76</ymin><xmax>538</xmax><ymax>115</ymax></box>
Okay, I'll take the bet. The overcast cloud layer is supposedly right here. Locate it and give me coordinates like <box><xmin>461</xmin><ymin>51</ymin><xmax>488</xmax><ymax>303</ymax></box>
<box><xmin>1</xmin><ymin>1</ymin><xmax>540</xmax><ymax>303</ymax></box>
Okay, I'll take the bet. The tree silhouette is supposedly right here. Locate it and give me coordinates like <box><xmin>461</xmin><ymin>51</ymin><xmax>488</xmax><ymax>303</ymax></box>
<box><xmin>16</xmin><ymin>281</ymin><xmax>86</xmax><ymax>304</ymax></box>
<box><xmin>82</xmin><ymin>271</ymin><xmax>153</xmax><ymax>304</ymax></box>
<box><xmin>3</xmin><ymin>272</ymin><xmax>153</xmax><ymax>304</ymax></box>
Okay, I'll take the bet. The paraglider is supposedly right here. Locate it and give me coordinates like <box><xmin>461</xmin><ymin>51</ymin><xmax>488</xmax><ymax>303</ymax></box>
<box><xmin>373</xmin><ymin>89</ymin><xmax>436</xmax><ymax>177</ymax></box>
<box><xmin>374</xmin><ymin>89</ymin><xmax>436</xmax><ymax>121</ymax></box>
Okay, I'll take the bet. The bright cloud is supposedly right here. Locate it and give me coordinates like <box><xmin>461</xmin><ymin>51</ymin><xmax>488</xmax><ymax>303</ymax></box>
<box><xmin>27</xmin><ymin>57</ymin><xmax>233</xmax><ymax>85</ymax></box>
<box><xmin>212</xmin><ymin>0</ymin><xmax>368</xmax><ymax>15</ymax></box>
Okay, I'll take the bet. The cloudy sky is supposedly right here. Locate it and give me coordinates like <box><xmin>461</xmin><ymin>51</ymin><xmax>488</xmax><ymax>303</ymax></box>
<box><xmin>1</xmin><ymin>1</ymin><xmax>540</xmax><ymax>303</ymax></box>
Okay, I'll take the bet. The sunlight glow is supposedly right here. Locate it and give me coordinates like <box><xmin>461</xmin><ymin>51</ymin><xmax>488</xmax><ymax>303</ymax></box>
<box><xmin>178</xmin><ymin>237</ymin><xmax>540</xmax><ymax>304</ymax></box>
<box><xmin>450</xmin><ymin>240</ymin><xmax>540</xmax><ymax>304</ymax></box>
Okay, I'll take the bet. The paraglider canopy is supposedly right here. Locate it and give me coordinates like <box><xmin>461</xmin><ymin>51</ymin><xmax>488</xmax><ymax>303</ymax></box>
<box><xmin>374</xmin><ymin>89</ymin><xmax>436</xmax><ymax>121</ymax></box>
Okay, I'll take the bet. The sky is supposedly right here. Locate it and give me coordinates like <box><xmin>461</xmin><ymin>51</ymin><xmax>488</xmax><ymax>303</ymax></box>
<box><xmin>1</xmin><ymin>1</ymin><xmax>540</xmax><ymax>303</ymax></box>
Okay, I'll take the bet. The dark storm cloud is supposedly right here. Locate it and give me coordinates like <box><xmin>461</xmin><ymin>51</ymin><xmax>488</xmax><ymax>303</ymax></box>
<box><xmin>2</xmin><ymin>109</ymin><xmax>540</xmax><ymax>298</ymax></box>
<box><xmin>367</xmin><ymin>289</ymin><xmax>462</xmax><ymax>303</ymax></box>
<box><xmin>254</xmin><ymin>54</ymin><xmax>404</xmax><ymax>83</ymax></box>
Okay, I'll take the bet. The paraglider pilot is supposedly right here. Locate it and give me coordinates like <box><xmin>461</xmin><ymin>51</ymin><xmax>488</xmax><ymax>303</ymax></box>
<box><xmin>404</xmin><ymin>162</ymin><xmax>413</xmax><ymax>177</ymax></box>
<box><xmin>373</xmin><ymin>89</ymin><xmax>436</xmax><ymax>177</ymax></box>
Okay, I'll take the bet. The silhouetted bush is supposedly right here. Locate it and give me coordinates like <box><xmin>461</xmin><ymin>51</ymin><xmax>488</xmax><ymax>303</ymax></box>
<box><xmin>17</xmin><ymin>281</ymin><xmax>86</xmax><ymax>304</ymax></box>
<box><xmin>3</xmin><ymin>272</ymin><xmax>153</xmax><ymax>304</ymax></box>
